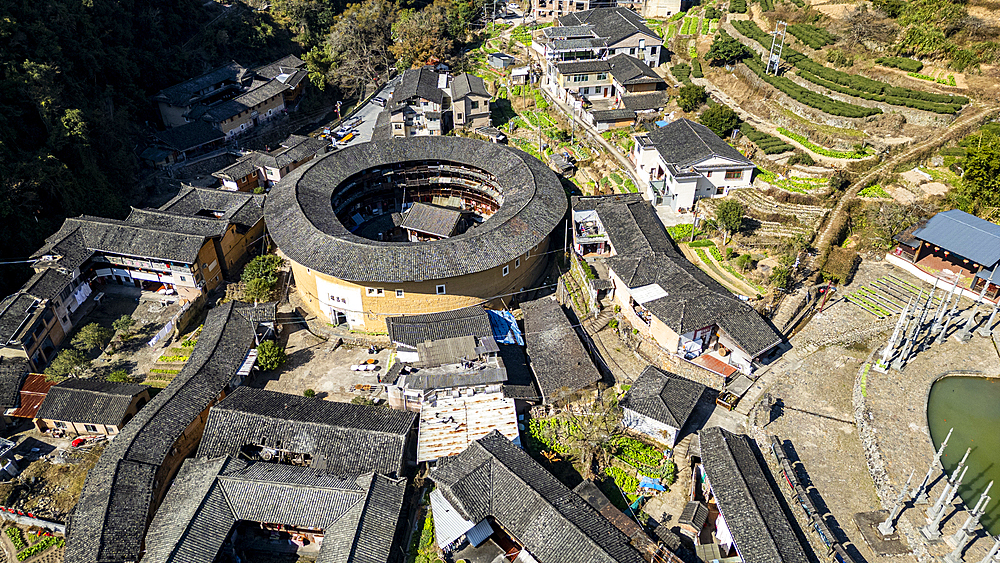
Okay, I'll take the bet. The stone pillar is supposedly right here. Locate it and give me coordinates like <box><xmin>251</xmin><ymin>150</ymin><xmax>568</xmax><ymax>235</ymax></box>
<box><xmin>879</xmin><ymin>471</ymin><xmax>914</xmax><ymax>536</ymax></box>
<box><xmin>979</xmin><ymin>302</ymin><xmax>999</xmax><ymax>339</ymax></box>
<box><xmin>944</xmin><ymin>487</ymin><xmax>991</xmax><ymax>563</ymax></box>
<box><xmin>914</xmin><ymin>427</ymin><xmax>953</xmax><ymax>505</ymax></box>
<box><xmin>922</xmin><ymin>448</ymin><xmax>971</xmax><ymax>541</ymax></box>
<box><xmin>956</xmin><ymin>269</ymin><xmax>996</xmax><ymax>343</ymax></box>
<box><xmin>978</xmin><ymin>535</ymin><xmax>1000</xmax><ymax>563</ymax></box>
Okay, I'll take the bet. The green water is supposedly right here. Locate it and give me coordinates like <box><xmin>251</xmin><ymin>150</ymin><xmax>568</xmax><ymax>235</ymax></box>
<box><xmin>927</xmin><ymin>376</ymin><xmax>1000</xmax><ymax>536</ymax></box>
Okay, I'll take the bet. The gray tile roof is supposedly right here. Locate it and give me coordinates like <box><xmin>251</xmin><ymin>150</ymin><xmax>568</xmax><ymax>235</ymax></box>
<box><xmin>496</xmin><ymin>344</ymin><xmax>541</xmax><ymax>401</ymax></box>
<box><xmin>452</xmin><ymin>72</ymin><xmax>490</xmax><ymax>100</ymax></box>
<box><xmin>44</xmin><ymin>216</ymin><xmax>209</xmax><ymax>264</ymax></box>
<box><xmin>574</xmin><ymin>194</ymin><xmax>781</xmax><ymax>357</ymax></box>
<box><xmin>620</xmin><ymin>91</ymin><xmax>671</xmax><ymax>111</ymax></box>
<box><xmin>620</xmin><ymin>366</ymin><xmax>705</xmax><ymax>428</ymax></box>
<box><xmin>194</xmin><ymin>78</ymin><xmax>289</xmax><ymax>123</ymax></box>
<box><xmin>543</xmin><ymin>24</ymin><xmax>597</xmax><ymax>38</ymax></box>
<box><xmin>143</xmin><ymin>456</ymin><xmax>406</xmax><ymax>563</ymax></box>
<box><xmin>558</xmin><ymin>7</ymin><xmax>661</xmax><ymax>46</ymax></box>
<box><xmin>0</xmin><ymin>357</ymin><xmax>28</xmax><ymax>410</ymax></box>
<box><xmin>158</xmin><ymin>184</ymin><xmax>266</xmax><ymax>230</ymax></box>
<box><xmin>648</xmin><ymin>118</ymin><xmax>752</xmax><ymax>169</ymax></box>
<box><xmin>386</xmin><ymin>306</ymin><xmax>493</xmax><ymax>349</ymax></box>
<box><xmin>253</xmin><ymin>54</ymin><xmax>307</xmax><ymax>80</ymax></box>
<box><xmin>196</xmin><ymin>387</ymin><xmax>416</xmax><ymax>477</ymax></box>
<box><xmin>555</xmin><ymin>60</ymin><xmax>612</xmax><ymax>75</ymax></box>
<box><xmin>255</xmin><ymin>134</ymin><xmax>329</xmax><ymax>170</ymax></box>
<box><xmin>550</xmin><ymin>37</ymin><xmax>609</xmax><ymax>51</ymax></box>
<box><xmin>699</xmin><ymin>427</ymin><xmax>811</xmax><ymax>563</ymax></box>
<box><xmin>400</xmin><ymin>203</ymin><xmax>462</xmax><ymax>238</ymax></box>
<box><xmin>35</xmin><ymin>378</ymin><xmax>148</xmax><ymax>426</ymax></box>
<box><xmin>0</xmin><ymin>294</ymin><xmax>41</xmax><ymax>346</ymax></box>
<box><xmin>64</xmin><ymin>302</ymin><xmax>274</xmax><ymax>563</ymax></box>
<box><xmin>521</xmin><ymin>297</ymin><xmax>601</xmax><ymax>404</ymax></box>
<box><xmin>430</xmin><ymin>431</ymin><xmax>647</xmax><ymax>563</ymax></box>
<box><xmin>608</xmin><ymin>54</ymin><xmax>663</xmax><ymax>86</ymax></box>
<box><xmin>212</xmin><ymin>152</ymin><xmax>259</xmax><ymax>181</ymax></box>
<box><xmin>590</xmin><ymin>109</ymin><xmax>637</xmax><ymax>122</ymax></box>
<box><xmin>154</xmin><ymin>61</ymin><xmax>246</xmax><ymax>107</ymax></box>
<box><xmin>912</xmin><ymin>209</ymin><xmax>1000</xmax><ymax>267</ymax></box>
<box><xmin>152</xmin><ymin>120</ymin><xmax>225</xmax><ymax>152</ymax></box>
<box><xmin>392</xmin><ymin>67</ymin><xmax>446</xmax><ymax>105</ymax></box>
<box><xmin>264</xmin><ymin>136</ymin><xmax>567</xmax><ymax>283</ymax></box>
<box><xmin>22</xmin><ymin>268</ymin><xmax>72</xmax><ymax>301</ymax></box>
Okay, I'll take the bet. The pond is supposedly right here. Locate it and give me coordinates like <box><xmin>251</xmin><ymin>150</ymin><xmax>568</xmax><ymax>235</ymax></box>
<box><xmin>927</xmin><ymin>375</ymin><xmax>1000</xmax><ymax>536</ymax></box>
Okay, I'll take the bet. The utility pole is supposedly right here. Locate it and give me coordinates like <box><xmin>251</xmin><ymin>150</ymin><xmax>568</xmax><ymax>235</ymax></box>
<box><xmin>913</xmin><ymin>427</ymin><xmax>953</xmax><ymax>505</ymax></box>
<box><xmin>935</xmin><ymin>282</ymin><xmax>965</xmax><ymax>344</ymax></box>
<box><xmin>875</xmin><ymin>296</ymin><xmax>911</xmax><ymax>373</ymax></box>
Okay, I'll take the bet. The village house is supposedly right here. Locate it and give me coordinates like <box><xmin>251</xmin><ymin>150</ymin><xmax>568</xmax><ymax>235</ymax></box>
<box><xmin>890</xmin><ymin>209</ymin><xmax>1000</xmax><ymax>301</ymax></box>
<box><xmin>148</xmin><ymin>120</ymin><xmax>226</xmax><ymax>165</ymax></box>
<box><xmin>211</xmin><ymin>134</ymin><xmax>330</xmax><ymax>192</ymax></box>
<box><xmin>3</xmin><ymin>372</ymin><xmax>55</xmax><ymax>426</ymax></box>
<box><xmin>696</xmin><ymin>427</ymin><xmax>811</xmax><ymax>562</ymax></box>
<box><xmin>153</xmin><ymin>61</ymin><xmax>248</xmax><ymax>129</ymax></box>
<box><xmin>571</xmin><ymin>194</ymin><xmax>783</xmax><ymax>378</ymax></box>
<box><xmin>34</xmin><ymin>379</ymin><xmax>150</xmax><ymax>437</ymax></box>
<box><xmin>212</xmin><ymin>153</ymin><xmax>261</xmax><ymax>192</ymax></box>
<box><xmin>608</xmin><ymin>53</ymin><xmax>666</xmax><ymax>99</ymax></box>
<box><xmin>535</xmin><ymin>8</ymin><xmax>663</xmax><ymax>64</ymax></box>
<box><xmin>0</xmin><ymin>357</ymin><xmax>29</xmax><ymax>429</ymax></box>
<box><xmin>620</xmin><ymin>365</ymin><xmax>707</xmax><ymax>447</ymax></box>
<box><xmin>548</xmin><ymin>59</ymin><xmax>613</xmax><ymax>103</ymax></box>
<box><xmin>632</xmin><ymin>119</ymin><xmax>756</xmax><ymax>211</ymax></box>
<box><xmin>197</xmin><ymin>386</ymin><xmax>417</xmax><ymax>478</ymax></box>
<box><xmin>521</xmin><ymin>296</ymin><xmax>603</xmax><ymax>404</ymax></box>
<box><xmin>429</xmin><ymin>431</ymin><xmax>650</xmax><ymax>562</ymax></box>
<box><xmin>65</xmin><ymin>302</ymin><xmax>275</xmax><ymax>563</ymax></box>
<box><xmin>374</xmin><ymin>67</ymin><xmax>492</xmax><ymax>139</ymax></box>
<box><xmin>143</xmin><ymin>456</ymin><xmax>406</xmax><ymax>563</ymax></box>
<box><xmin>0</xmin><ymin>284</ymin><xmax>67</xmax><ymax>371</ymax></box>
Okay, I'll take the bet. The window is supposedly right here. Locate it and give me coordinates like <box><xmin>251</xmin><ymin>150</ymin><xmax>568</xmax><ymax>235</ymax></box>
<box><xmin>725</xmin><ymin>170</ymin><xmax>744</xmax><ymax>180</ymax></box>
<box><xmin>651</xmin><ymin>46</ymin><xmax>658</xmax><ymax>55</ymax></box>
<box><xmin>515</xmin><ymin>258</ymin><xmax>521</xmax><ymax>268</ymax></box>
<box><xmin>471</xmin><ymin>101</ymin><xmax>479</xmax><ymax>109</ymax></box>
<box><xmin>503</xmin><ymin>265</ymin><xmax>509</xmax><ymax>276</ymax></box>
<box><xmin>366</xmin><ymin>287</ymin><xmax>384</xmax><ymax>296</ymax></box>
<box><xmin>396</xmin><ymin>289</ymin><xmax>405</xmax><ymax>298</ymax></box>
<box><xmin>436</xmin><ymin>284</ymin><xmax>447</xmax><ymax>295</ymax></box>
<box><xmin>179</xmin><ymin>276</ymin><xmax>187</xmax><ymax>282</ymax></box>
<box><xmin>630</xmin><ymin>48</ymin><xmax>636</xmax><ymax>55</ymax></box>
<box><xmin>84</xmin><ymin>424</ymin><xmax>98</xmax><ymax>433</ymax></box>
<box><xmin>582</xmin><ymin>87</ymin><xmax>590</xmax><ymax>95</ymax></box>
<box><xmin>457</xmin><ymin>113</ymin><xmax>463</xmax><ymax>121</ymax></box>
<box><xmin>596</xmin><ymin>73</ymin><xmax>607</xmax><ymax>81</ymax></box>
<box><xmin>572</xmin><ymin>74</ymin><xmax>589</xmax><ymax>83</ymax></box>
<box><xmin>394</xmin><ymin>123</ymin><xmax>402</xmax><ymax>129</ymax></box>
<box><xmin>705</xmin><ymin>171</ymin><xmax>712</xmax><ymax>178</ymax></box>
<box><xmin>54</xmin><ymin>421</ymin><xmax>67</xmax><ymax>429</ymax></box>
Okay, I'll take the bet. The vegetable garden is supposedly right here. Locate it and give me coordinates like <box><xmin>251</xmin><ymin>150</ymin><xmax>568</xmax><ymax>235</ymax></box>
<box><xmin>776</xmin><ymin>128</ymin><xmax>870</xmax><ymax>159</ymax></box>
<box><xmin>740</xmin><ymin>123</ymin><xmax>794</xmax><ymax>154</ymax></box>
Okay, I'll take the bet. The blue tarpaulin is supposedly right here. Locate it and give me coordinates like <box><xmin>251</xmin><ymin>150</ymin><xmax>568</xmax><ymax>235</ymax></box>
<box><xmin>488</xmin><ymin>310</ymin><xmax>524</xmax><ymax>345</ymax></box>
<box><xmin>639</xmin><ymin>476</ymin><xmax>666</xmax><ymax>491</ymax></box>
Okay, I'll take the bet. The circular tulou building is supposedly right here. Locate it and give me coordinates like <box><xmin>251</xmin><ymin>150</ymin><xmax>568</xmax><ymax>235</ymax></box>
<box><xmin>265</xmin><ymin>136</ymin><xmax>567</xmax><ymax>332</ymax></box>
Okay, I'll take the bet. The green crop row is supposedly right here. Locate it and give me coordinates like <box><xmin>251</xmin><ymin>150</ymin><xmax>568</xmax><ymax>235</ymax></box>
<box><xmin>740</xmin><ymin>123</ymin><xmax>794</xmax><ymax>154</ymax></box>
<box><xmin>787</xmin><ymin>24</ymin><xmax>836</xmax><ymax>49</ymax></box>
<box><xmin>908</xmin><ymin>71</ymin><xmax>957</xmax><ymax>86</ymax></box>
<box><xmin>605</xmin><ymin>465</ymin><xmax>640</xmax><ymax>502</ymax></box>
<box><xmin>672</xmin><ymin>63</ymin><xmax>693</xmax><ymax>85</ymax></box>
<box><xmin>744</xmin><ymin>58</ymin><xmax>882</xmax><ymax>118</ymax></box>
<box><xmin>729</xmin><ymin>0</ymin><xmax>747</xmax><ymax>12</ymax></box>
<box><xmin>859</xmin><ymin>183</ymin><xmax>891</xmax><ymax>198</ymax></box>
<box><xmin>760</xmin><ymin>0</ymin><xmax>774</xmax><ymax>11</ymax></box>
<box><xmin>777</xmin><ymin>127</ymin><xmax>870</xmax><ymax>158</ymax></box>
<box><xmin>692</xmin><ymin>59</ymin><xmax>704</xmax><ymax>78</ymax></box>
<box><xmin>6</xmin><ymin>528</ymin><xmax>26</xmax><ymax>551</ymax></box>
<box><xmin>17</xmin><ymin>537</ymin><xmax>64</xmax><ymax>561</ymax></box>
<box><xmin>609</xmin><ymin>436</ymin><xmax>664</xmax><ymax>467</ymax></box>
<box><xmin>668</xmin><ymin>11</ymin><xmax>687</xmax><ymax>21</ymax></box>
<box><xmin>700</xmin><ymin>17</ymin><xmax>710</xmax><ymax>34</ymax></box>
<box><xmin>733</xmin><ymin>20</ymin><xmax>966</xmax><ymax>113</ymax></box>
<box><xmin>680</xmin><ymin>17</ymin><xmax>697</xmax><ymax>35</ymax></box>
<box><xmin>665</xmin><ymin>23</ymin><xmax>677</xmax><ymax>39</ymax></box>
<box><xmin>876</xmin><ymin>56</ymin><xmax>924</xmax><ymax>73</ymax></box>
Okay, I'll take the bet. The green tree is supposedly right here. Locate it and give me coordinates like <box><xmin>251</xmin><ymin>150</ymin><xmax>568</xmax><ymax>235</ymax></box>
<box><xmin>45</xmin><ymin>349</ymin><xmax>91</xmax><ymax>380</ymax></box>
<box><xmin>705</xmin><ymin>32</ymin><xmax>751</xmax><ymax>66</ymax></box>
<box><xmin>323</xmin><ymin>0</ymin><xmax>397</xmax><ymax>95</ymax></box>
<box><xmin>699</xmin><ymin>105</ymin><xmax>740</xmax><ymax>138</ymax></box>
<box><xmin>244</xmin><ymin>277</ymin><xmax>276</xmax><ymax>302</ymax></box>
<box><xmin>304</xmin><ymin>388</ymin><xmax>316</xmax><ymax>398</ymax></box>
<box><xmin>112</xmin><ymin>315</ymin><xmax>136</xmax><ymax>336</ymax></box>
<box><xmin>391</xmin><ymin>2</ymin><xmax>454</xmax><ymax>70</ymax></box>
<box><xmin>72</xmin><ymin>323</ymin><xmax>113</xmax><ymax>353</ymax></box>
<box><xmin>678</xmin><ymin>84</ymin><xmax>708</xmax><ymax>112</ymax></box>
<box><xmin>735</xmin><ymin>253</ymin><xmax>754</xmax><ymax>272</ymax></box>
<box><xmin>256</xmin><ymin>340</ymin><xmax>287</xmax><ymax>371</ymax></box>
<box><xmin>242</xmin><ymin>254</ymin><xmax>284</xmax><ymax>285</ymax></box>
<box><xmin>715</xmin><ymin>200</ymin><xmax>745</xmax><ymax>244</ymax></box>
<box><xmin>770</xmin><ymin>266</ymin><xmax>792</xmax><ymax>289</ymax></box>
<box><xmin>107</xmin><ymin>369</ymin><xmax>130</xmax><ymax>383</ymax></box>
<box><xmin>961</xmin><ymin>136</ymin><xmax>1000</xmax><ymax>208</ymax></box>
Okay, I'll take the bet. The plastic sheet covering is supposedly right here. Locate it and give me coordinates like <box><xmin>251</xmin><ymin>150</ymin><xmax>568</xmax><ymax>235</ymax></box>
<box><xmin>489</xmin><ymin>310</ymin><xmax>524</xmax><ymax>345</ymax></box>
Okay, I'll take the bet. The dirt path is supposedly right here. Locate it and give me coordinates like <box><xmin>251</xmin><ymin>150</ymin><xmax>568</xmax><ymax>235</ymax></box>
<box><xmin>679</xmin><ymin>243</ymin><xmax>760</xmax><ymax>297</ymax></box>
<box><xmin>809</xmin><ymin>104</ymin><xmax>1000</xmax><ymax>271</ymax></box>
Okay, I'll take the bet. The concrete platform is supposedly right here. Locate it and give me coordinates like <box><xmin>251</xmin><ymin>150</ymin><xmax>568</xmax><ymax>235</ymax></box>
<box><xmin>854</xmin><ymin>510</ymin><xmax>913</xmax><ymax>556</ymax></box>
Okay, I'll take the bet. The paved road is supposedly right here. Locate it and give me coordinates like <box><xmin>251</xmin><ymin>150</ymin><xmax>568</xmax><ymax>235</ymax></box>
<box><xmin>316</xmin><ymin>76</ymin><xmax>401</xmax><ymax>147</ymax></box>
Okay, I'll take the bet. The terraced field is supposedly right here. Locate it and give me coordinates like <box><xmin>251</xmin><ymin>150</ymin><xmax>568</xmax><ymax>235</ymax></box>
<box><xmin>728</xmin><ymin>188</ymin><xmax>830</xmax><ymax>228</ymax></box>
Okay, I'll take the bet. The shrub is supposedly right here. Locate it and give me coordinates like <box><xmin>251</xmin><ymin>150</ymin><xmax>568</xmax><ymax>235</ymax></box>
<box><xmin>112</xmin><ymin>315</ymin><xmax>136</xmax><ymax>336</ymax></box>
<box><xmin>256</xmin><ymin>340</ymin><xmax>287</xmax><ymax>371</ymax></box>
<box><xmin>671</xmin><ymin>63</ymin><xmax>693</xmax><ymax>86</ymax></box>
<box><xmin>699</xmin><ymin>105</ymin><xmax>739</xmax><ymax>137</ymax></box>
<box><xmin>678</xmin><ymin>84</ymin><xmax>708</xmax><ymax>112</ymax></box>
<box><xmin>735</xmin><ymin>253</ymin><xmax>755</xmax><ymax>271</ymax></box>
<box><xmin>787</xmin><ymin>24</ymin><xmax>837</xmax><ymax>49</ymax></box>
<box><xmin>876</xmin><ymin>56</ymin><xmax>924</xmax><ymax>73</ymax></box>
<box><xmin>770</xmin><ymin>266</ymin><xmax>792</xmax><ymax>289</ymax></box>
<box><xmin>244</xmin><ymin>277</ymin><xmax>275</xmax><ymax>302</ymax></box>
<box><xmin>17</xmin><ymin>537</ymin><xmax>64</xmax><ymax>561</ymax></box>
<box><xmin>859</xmin><ymin>183</ymin><xmax>891</xmax><ymax>198</ymax></box>
<box><xmin>787</xmin><ymin>152</ymin><xmax>815</xmax><ymax>166</ymax></box>
<box><xmin>107</xmin><ymin>370</ymin><xmax>130</xmax><ymax>383</ymax></box>
<box><xmin>181</xmin><ymin>338</ymin><xmax>197</xmax><ymax>347</ymax></box>
<box><xmin>691</xmin><ymin>59</ymin><xmax>703</xmax><ymax>78</ymax></box>
<box><xmin>6</xmin><ymin>528</ymin><xmax>26</xmax><ymax>551</ymax></box>
<box><xmin>729</xmin><ymin>0</ymin><xmax>747</xmax><ymax>13</ymax></box>
<box><xmin>242</xmin><ymin>254</ymin><xmax>283</xmax><ymax>285</ymax></box>
<box><xmin>303</xmin><ymin>389</ymin><xmax>316</xmax><ymax>398</ymax></box>
<box><xmin>744</xmin><ymin>58</ymin><xmax>881</xmax><ymax>118</ymax></box>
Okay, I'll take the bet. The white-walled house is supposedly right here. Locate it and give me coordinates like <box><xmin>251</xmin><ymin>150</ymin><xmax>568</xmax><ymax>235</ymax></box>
<box><xmin>632</xmin><ymin>119</ymin><xmax>755</xmax><ymax>212</ymax></box>
<box><xmin>620</xmin><ymin>365</ymin><xmax>706</xmax><ymax>447</ymax></box>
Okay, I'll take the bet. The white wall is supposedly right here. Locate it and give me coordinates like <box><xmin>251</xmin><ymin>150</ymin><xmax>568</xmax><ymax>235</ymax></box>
<box><xmin>315</xmin><ymin>276</ymin><xmax>365</xmax><ymax>328</ymax></box>
<box><xmin>623</xmin><ymin>407</ymin><xmax>679</xmax><ymax>446</ymax></box>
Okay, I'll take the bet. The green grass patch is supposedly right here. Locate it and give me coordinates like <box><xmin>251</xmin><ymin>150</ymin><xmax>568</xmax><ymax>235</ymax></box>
<box><xmin>777</xmin><ymin>128</ymin><xmax>870</xmax><ymax>159</ymax></box>
<box><xmin>859</xmin><ymin>183</ymin><xmax>890</xmax><ymax>198</ymax></box>
<box><xmin>688</xmin><ymin>239</ymin><xmax>717</xmax><ymax>248</ymax></box>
